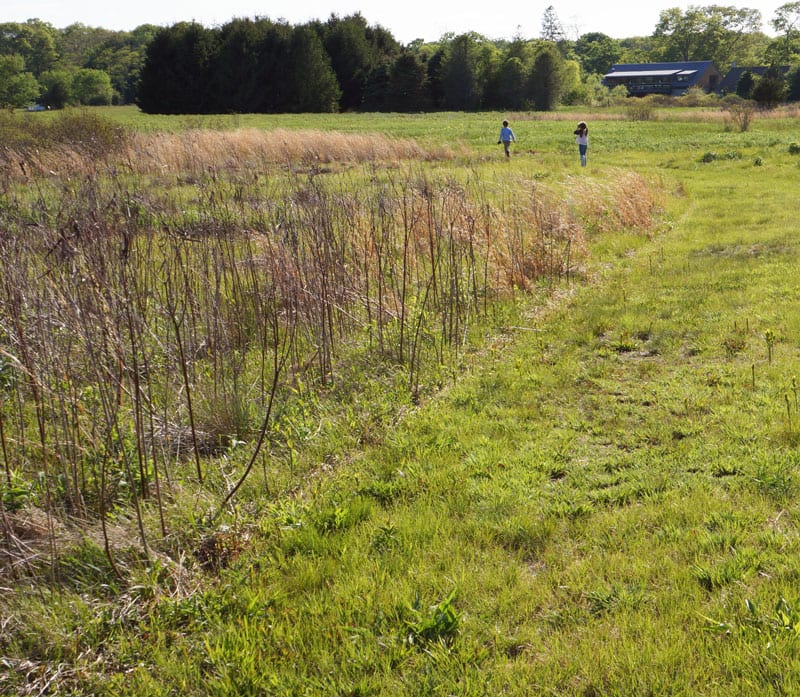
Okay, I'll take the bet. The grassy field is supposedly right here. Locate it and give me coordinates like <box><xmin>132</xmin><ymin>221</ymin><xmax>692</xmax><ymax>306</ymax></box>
<box><xmin>2</xmin><ymin>105</ymin><xmax>800</xmax><ymax>695</ymax></box>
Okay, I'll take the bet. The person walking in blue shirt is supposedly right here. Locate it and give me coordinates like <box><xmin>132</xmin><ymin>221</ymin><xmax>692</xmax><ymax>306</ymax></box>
<box><xmin>498</xmin><ymin>120</ymin><xmax>515</xmax><ymax>158</ymax></box>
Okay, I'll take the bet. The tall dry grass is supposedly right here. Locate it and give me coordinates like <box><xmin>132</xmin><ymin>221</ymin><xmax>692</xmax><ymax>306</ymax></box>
<box><xmin>567</xmin><ymin>170</ymin><xmax>665</xmax><ymax>234</ymax></box>
<box><xmin>124</xmin><ymin>128</ymin><xmax>454</xmax><ymax>177</ymax></box>
<box><xmin>1</xmin><ymin>119</ymin><xmax>455</xmax><ymax>184</ymax></box>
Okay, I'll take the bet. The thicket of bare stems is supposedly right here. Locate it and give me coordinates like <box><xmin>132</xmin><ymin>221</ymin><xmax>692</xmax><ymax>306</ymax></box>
<box><xmin>0</xmin><ymin>124</ymin><xmax>659</xmax><ymax>578</ymax></box>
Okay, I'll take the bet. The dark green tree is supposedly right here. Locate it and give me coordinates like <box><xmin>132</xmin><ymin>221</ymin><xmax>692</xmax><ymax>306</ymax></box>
<box><xmin>485</xmin><ymin>56</ymin><xmax>527</xmax><ymax>109</ymax></box>
<box><xmin>39</xmin><ymin>69</ymin><xmax>72</xmax><ymax>108</ymax></box>
<box><xmin>751</xmin><ymin>67</ymin><xmax>788</xmax><ymax>106</ymax></box>
<box><xmin>527</xmin><ymin>44</ymin><xmax>563</xmax><ymax>110</ymax></box>
<box><xmin>320</xmin><ymin>14</ymin><xmax>399</xmax><ymax>111</ymax></box>
<box><xmin>441</xmin><ymin>33</ymin><xmax>485</xmax><ymax>110</ymax></box>
<box><xmin>425</xmin><ymin>48</ymin><xmax>447</xmax><ymax>108</ymax></box>
<box><xmin>736</xmin><ymin>69</ymin><xmax>755</xmax><ymax>97</ymax></box>
<box><xmin>362</xmin><ymin>59</ymin><xmax>393</xmax><ymax>111</ymax></box>
<box><xmin>210</xmin><ymin>18</ymin><xmax>280</xmax><ymax>112</ymax></box>
<box><xmin>386</xmin><ymin>52</ymin><xmax>429</xmax><ymax>111</ymax></box>
<box><xmin>138</xmin><ymin>23</ymin><xmax>220</xmax><ymax>114</ymax></box>
<box><xmin>284</xmin><ymin>25</ymin><xmax>341</xmax><ymax>112</ymax></box>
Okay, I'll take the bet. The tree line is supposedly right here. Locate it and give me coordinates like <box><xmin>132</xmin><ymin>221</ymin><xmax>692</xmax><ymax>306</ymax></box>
<box><xmin>0</xmin><ymin>20</ymin><xmax>158</xmax><ymax>108</ymax></box>
<box><xmin>136</xmin><ymin>15</ymin><xmax>577</xmax><ymax>114</ymax></box>
<box><xmin>3</xmin><ymin>3</ymin><xmax>800</xmax><ymax>112</ymax></box>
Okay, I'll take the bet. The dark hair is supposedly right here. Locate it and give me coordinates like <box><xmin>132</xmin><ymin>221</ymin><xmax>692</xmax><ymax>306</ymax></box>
<box><xmin>574</xmin><ymin>121</ymin><xmax>588</xmax><ymax>135</ymax></box>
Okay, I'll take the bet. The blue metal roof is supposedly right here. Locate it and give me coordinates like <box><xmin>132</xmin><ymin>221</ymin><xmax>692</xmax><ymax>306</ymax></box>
<box><xmin>604</xmin><ymin>61</ymin><xmax>715</xmax><ymax>75</ymax></box>
<box><xmin>602</xmin><ymin>61</ymin><xmax>719</xmax><ymax>94</ymax></box>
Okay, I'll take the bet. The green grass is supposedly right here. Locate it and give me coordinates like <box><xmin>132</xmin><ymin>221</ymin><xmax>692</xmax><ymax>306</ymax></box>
<box><xmin>4</xmin><ymin>107</ymin><xmax>800</xmax><ymax>694</ymax></box>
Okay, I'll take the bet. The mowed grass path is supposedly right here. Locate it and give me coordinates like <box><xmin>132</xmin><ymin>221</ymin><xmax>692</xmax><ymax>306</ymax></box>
<box><xmin>17</xmin><ymin>111</ymin><xmax>800</xmax><ymax>695</ymax></box>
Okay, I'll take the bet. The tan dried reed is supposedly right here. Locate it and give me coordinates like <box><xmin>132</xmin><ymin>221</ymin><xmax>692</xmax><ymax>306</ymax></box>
<box><xmin>568</xmin><ymin>170</ymin><xmax>664</xmax><ymax>234</ymax></box>
<box><xmin>125</xmin><ymin>128</ymin><xmax>452</xmax><ymax>176</ymax></box>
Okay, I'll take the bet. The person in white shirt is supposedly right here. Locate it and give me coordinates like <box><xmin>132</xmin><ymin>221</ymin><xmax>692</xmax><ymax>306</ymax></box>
<box><xmin>574</xmin><ymin>121</ymin><xmax>589</xmax><ymax>167</ymax></box>
<box><xmin>498</xmin><ymin>120</ymin><xmax>516</xmax><ymax>158</ymax></box>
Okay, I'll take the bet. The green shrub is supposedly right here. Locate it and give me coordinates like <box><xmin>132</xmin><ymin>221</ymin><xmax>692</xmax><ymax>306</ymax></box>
<box><xmin>626</xmin><ymin>97</ymin><xmax>656</xmax><ymax>121</ymax></box>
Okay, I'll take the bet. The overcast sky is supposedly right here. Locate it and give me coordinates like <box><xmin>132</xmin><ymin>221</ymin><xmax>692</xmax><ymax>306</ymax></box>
<box><xmin>2</xmin><ymin>0</ymin><xmax>784</xmax><ymax>44</ymax></box>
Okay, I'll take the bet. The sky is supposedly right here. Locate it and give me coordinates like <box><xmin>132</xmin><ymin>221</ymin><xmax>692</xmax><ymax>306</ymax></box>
<box><xmin>2</xmin><ymin>0</ymin><xmax>784</xmax><ymax>44</ymax></box>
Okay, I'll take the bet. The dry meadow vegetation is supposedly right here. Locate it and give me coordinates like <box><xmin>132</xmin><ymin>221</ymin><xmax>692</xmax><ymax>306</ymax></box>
<box><xmin>0</xmin><ymin>111</ymin><xmax>662</xmax><ymax>581</ymax></box>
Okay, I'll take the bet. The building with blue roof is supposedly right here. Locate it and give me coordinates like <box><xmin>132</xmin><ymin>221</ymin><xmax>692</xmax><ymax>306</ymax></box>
<box><xmin>603</xmin><ymin>61</ymin><xmax>722</xmax><ymax>96</ymax></box>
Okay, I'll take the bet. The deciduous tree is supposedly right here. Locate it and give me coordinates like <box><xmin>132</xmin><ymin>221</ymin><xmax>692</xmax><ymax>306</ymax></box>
<box><xmin>0</xmin><ymin>20</ymin><xmax>57</xmax><ymax>77</ymax></box>
<box><xmin>769</xmin><ymin>1</ymin><xmax>800</xmax><ymax>62</ymax></box>
<box><xmin>652</xmin><ymin>5</ymin><xmax>763</xmax><ymax>67</ymax></box>
<box><xmin>71</xmin><ymin>68</ymin><xmax>114</xmax><ymax>105</ymax></box>
<box><xmin>575</xmin><ymin>32</ymin><xmax>622</xmax><ymax>76</ymax></box>
<box><xmin>39</xmin><ymin>69</ymin><xmax>72</xmax><ymax>108</ymax></box>
<box><xmin>0</xmin><ymin>54</ymin><xmax>39</xmax><ymax>107</ymax></box>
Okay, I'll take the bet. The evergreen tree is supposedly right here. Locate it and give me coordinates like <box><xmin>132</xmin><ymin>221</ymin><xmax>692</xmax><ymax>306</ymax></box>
<box><xmin>320</xmin><ymin>14</ymin><xmax>372</xmax><ymax>110</ymax></box>
<box><xmin>320</xmin><ymin>14</ymin><xmax>398</xmax><ymax>111</ymax></box>
<box><xmin>138</xmin><ymin>23</ymin><xmax>220</xmax><ymax>114</ymax></box>
<box><xmin>441</xmin><ymin>34</ymin><xmax>484</xmax><ymax>110</ymax></box>
<box><xmin>751</xmin><ymin>67</ymin><xmax>788</xmax><ymax>106</ymax></box>
<box><xmin>541</xmin><ymin>6</ymin><xmax>566</xmax><ymax>43</ymax></box>
<box><xmin>736</xmin><ymin>70</ymin><xmax>755</xmax><ymax>98</ymax></box>
<box><xmin>527</xmin><ymin>45</ymin><xmax>563</xmax><ymax>110</ymax></box>
<box><xmin>362</xmin><ymin>59</ymin><xmax>392</xmax><ymax>111</ymax></box>
<box><xmin>486</xmin><ymin>56</ymin><xmax>527</xmax><ymax>109</ymax></box>
<box><xmin>210</xmin><ymin>19</ymin><xmax>279</xmax><ymax>112</ymax></box>
<box><xmin>425</xmin><ymin>48</ymin><xmax>446</xmax><ymax>108</ymax></box>
<box><xmin>284</xmin><ymin>26</ymin><xmax>341</xmax><ymax>112</ymax></box>
<box><xmin>386</xmin><ymin>52</ymin><xmax>429</xmax><ymax>111</ymax></box>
